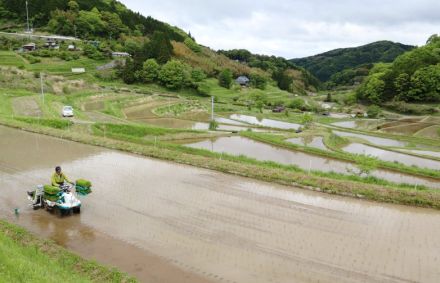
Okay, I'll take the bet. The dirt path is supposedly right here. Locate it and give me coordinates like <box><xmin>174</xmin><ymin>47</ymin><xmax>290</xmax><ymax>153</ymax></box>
<box><xmin>1</xmin><ymin>125</ymin><xmax>440</xmax><ymax>283</ymax></box>
<box><xmin>12</xmin><ymin>96</ymin><xmax>42</xmax><ymax>117</ymax></box>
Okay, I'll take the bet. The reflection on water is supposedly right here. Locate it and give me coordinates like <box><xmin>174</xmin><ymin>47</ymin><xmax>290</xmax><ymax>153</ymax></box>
<box><xmin>215</xmin><ymin>117</ymin><xmax>248</xmax><ymax>126</ymax></box>
<box><xmin>230</xmin><ymin>114</ymin><xmax>300</xmax><ymax>130</ymax></box>
<box><xmin>184</xmin><ymin>136</ymin><xmax>440</xmax><ymax>188</ymax></box>
<box><xmin>286</xmin><ymin>136</ymin><xmax>328</xmax><ymax>150</ymax></box>
<box><xmin>134</xmin><ymin>118</ymin><xmax>266</xmax><ymax>132</ymax></box>
<box><xmin>342</xmin><ymin>143</ymin><xmax>440</xmax><ymax>170</ymax></box>
<box><xmin>332</xmin><ymin>120</ymin><xmax>381</xmax><ymax>130</ymax></box>
<box><xmin>334</xmin><ymin>130</ymin><xmax>407</xmax><ymax>147</ymax></box>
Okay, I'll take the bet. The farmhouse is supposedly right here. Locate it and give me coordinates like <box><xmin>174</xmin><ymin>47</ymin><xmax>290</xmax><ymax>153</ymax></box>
<box><xmin>236</xmin><ymin>76</ymin><xmax>250</xmax><ymax>86</ymax></box>
<box><xmin>22</xmin><ymin>42</ymin><xmax>36</xmax><ymax>51</ymax></box>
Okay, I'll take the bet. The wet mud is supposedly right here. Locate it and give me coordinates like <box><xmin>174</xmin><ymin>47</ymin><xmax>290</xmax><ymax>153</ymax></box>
<box><xmin>1</xmin><ymin>126</ymin><xmax>440</xmax><ymax>283</ymax></box>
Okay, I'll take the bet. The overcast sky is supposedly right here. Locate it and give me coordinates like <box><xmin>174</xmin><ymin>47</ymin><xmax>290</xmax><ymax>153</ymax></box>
<box><xmin>120</xmin><ymin>0</ymin><xmax>439</xmax><ymax>58</ymax></box>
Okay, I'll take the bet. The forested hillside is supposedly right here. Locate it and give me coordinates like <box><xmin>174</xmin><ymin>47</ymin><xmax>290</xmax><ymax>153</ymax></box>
<box><xmin>357</xmin><ymin>35</ymin><xmax>440</xmax><ymax>108</ymax></box>
<box><xmin>291</xmin><ymin>41</ymin><xmax>414</xmax><ymax>83</ymax></box>
<box><xmin>0</xmin><ymin>0</ymin><xmax>319</xmax><ymax>95</ymax></box>
<box><xmin>0</xmin><ymin>0</ymin><xmax>186</xmax><ymax>41</ymax></box>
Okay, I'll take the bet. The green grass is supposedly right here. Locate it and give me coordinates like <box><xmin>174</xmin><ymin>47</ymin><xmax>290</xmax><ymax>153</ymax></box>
<box><xmin>93</xmin><ymin>123</ymin><xmax>199</xmax><ymax>137</ymax></box>
<box><xmin>326</xmin><ymin>132</ymin><xmax>350</xmax><ymax>149</ymax></box>
<box><xmin>24</xmin><ymin>56</ymin><xmax>108</xmax><ymax>75</ymax></box>
<box><xmin>0</xmin><ymin>93</ymin><xmax>13</xmax><ymax>116</ymax></box>
<box><xmin>0</xmin><ymin>220</ymin><xmax>135</xmax><ymax>283</ymax></box>
<box><xmin>0</xmin><ymin>51</ymin><xmax>24</xmax><ymax>67</ymax></box>
<box><xmin>0</xmin><ymin>89</ymin><xmax>37</xmax><ymax>117</ymax></box>
<box><xmin>15</xmin><ymin>117</ymin><xmax>72</xmax><ymax>129</ymax></box>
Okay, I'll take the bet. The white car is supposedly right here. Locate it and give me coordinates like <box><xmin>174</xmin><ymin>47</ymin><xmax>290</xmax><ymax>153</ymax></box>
<box><xmin>62</xmin><ymin>106</ymin><xmax>74</xmax><ymax>117</ymax></box>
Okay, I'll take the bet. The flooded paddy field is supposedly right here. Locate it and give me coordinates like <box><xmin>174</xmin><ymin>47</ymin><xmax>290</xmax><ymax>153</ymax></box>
<box><xmin>286</xmin><ymin>136</ymin><xmax>328</xmax><ymax>150</ymax></box>
<box><xmin>185</xmin><ymin>136</ymin><xmax>440</xmax><ymax>189</ymax></box>
<box><xmin>333</xmin><ymin>130</ymin><xmax>408</xmax><ymax>147</ymax></box>
<box><xmin>342</xmin><ymin>143</ymin><xmax>440</xmax><ymax>170</ymax></box>
<box><xmin>230</xmin><ymin>114</ymin><xmax>300</xmax><ymax>130</ymax></box>
<box><xmin>2</xmin><ymin>126</ymin><xmax>440</xmax><ymax>283</ymax></box>
<box><xmin>331</xmin><ymin>120</ymin><xmax>381</xmax><ymax>130</ymax></box>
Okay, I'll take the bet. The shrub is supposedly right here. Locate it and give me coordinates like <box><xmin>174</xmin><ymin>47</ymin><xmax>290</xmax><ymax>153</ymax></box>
<box><xmin>367</xmin><ymin>105</ymin><xmax>382</xmax><ymax>118</ymax></box>
<box><xmin>218</xmin><ymin>69</ymin><xmax>233</xmax><ymax>89</ymax></box>
<box><xmin>289</xmin><ymin>98</ymin><xmax>305</xmax><ymax>110</ymax></box>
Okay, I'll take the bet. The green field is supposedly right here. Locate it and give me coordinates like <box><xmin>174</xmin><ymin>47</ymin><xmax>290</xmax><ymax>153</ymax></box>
<box><xmin>0</xmin><ymin>51</ymin><xmax>24</xmax><ymax>67</ymax></box>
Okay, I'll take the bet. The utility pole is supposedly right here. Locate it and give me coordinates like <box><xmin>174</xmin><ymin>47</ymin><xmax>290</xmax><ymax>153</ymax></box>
<box><xmin>25</xmin><ymin>1</ymin><xmax>30</xmax><ymax>33</ymax></box>
<box><xmin>40</xmin><ymin>73</ymin><xmax>44</xmax><ymax>104</ymax></box>
<box><xmin>211</xmin><ymin>96</ymin><xmax>214</xmax><ymax>121</ymax></box>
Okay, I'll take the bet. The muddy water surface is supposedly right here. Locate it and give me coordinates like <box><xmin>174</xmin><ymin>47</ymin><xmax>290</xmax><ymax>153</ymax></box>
<box><xmin>2</xmin><ymin>126</ymin><xmax>440</xmax><ymax>283</ymax></box>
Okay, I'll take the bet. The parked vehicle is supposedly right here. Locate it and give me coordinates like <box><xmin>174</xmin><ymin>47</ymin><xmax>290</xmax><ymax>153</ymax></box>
<box><xmin>62</xmin><ymin>106</ymin><xmax>74</xmax><ymax>117</ymax></box>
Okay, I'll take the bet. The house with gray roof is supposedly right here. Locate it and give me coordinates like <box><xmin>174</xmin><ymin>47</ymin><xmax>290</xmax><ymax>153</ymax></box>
<box><xmin>236</xmin><ymin>76</ymin><xmax>250</xmax><ymax>86</ymax></box>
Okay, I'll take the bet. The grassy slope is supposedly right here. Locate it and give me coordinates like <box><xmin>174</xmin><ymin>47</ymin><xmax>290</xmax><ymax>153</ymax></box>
<box><xmin>0</xmin><ymin>220</ymin><xmax>135</xmax><ymax>283</ymax></box>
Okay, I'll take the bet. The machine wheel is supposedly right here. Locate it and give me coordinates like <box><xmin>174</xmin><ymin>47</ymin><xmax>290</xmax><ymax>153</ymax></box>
<box><xmin>73</xmin><ymin>207</ymin><xmax>81</xmax><ymax>214</ymax></box>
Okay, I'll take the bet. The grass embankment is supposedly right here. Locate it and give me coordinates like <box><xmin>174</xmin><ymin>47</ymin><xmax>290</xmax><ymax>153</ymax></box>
<box><xmin>2</xmin><ymin>117</ymin><xmax>440</xmax><ymax>209</ymax></box>
<box><xmin>240</xmin><ymin>131</ymin><xmax>440</xmax><ymax>179</ymax></box>
<box><xmin>0</xmin><ymin>220</ymin><xmax>135</xmax><ymax>283</ymax></box>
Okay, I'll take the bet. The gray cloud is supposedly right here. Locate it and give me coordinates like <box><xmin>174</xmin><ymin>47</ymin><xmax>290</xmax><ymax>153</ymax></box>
<box><xmin>121</xmin><ymin>0</ymin><xmax>440</xmax><ymax>58</ymax></box>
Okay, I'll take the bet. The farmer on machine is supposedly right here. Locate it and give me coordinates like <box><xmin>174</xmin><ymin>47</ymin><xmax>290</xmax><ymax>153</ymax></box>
<box><xmin>52</xmin><ymin>166</ymin><xmax>73</xmax><ymax>187</ymax></box>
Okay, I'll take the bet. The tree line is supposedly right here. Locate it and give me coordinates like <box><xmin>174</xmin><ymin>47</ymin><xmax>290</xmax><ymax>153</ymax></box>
<box><xmin>357</xmin><ymin>35</ymin><xmax>440</xmax><ymax>105</ymax></box>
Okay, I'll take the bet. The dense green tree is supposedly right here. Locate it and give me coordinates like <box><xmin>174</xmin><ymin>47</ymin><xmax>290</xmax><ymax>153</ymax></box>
<box><xmin>137</xmin><ymin>59</ymin><xmax>160</xmax><ymax>83</ymax></box>
<box><xmin>273</xmin><ymin>70</ymin><xmax>293</xmax><ymax>92</ymax></box>
<box><xmin>76</xmin><ymin>9</ymin><xmax>105</xmax><ymax>38</ymax></box>
<box><xmin>358</xmin><ymin>73</ymin><xmax>385</xmax><ymax>104</ymax></box>
<box><xmin>249</xmin><ymin>72</ymin><xmax>268</xmax><ymax>90</ymax></box>
<box><xmin>358</xmin><ymin>36</ymin><xmax>440</xmax><ymax>104</ymax></box>
<box><xmin>394</xmin><ymin>73</ymin><xmax>411</xmax><ymax>100</ymax></box>
<box><xmin>101</xmin><ymin>11</ymin><xmax>127</xmax><ymax>38</ymax></box>
<box><xmin>158</xmin><ymin>60</ymin><xmax>187</xmax><ymax>89</ymax></box>
<box><xmin>406</xmin><ymin>64</ymin><xmax>440</xmax><ymax>102</ymax></box>
<box><xmin>218</xmin><ymin>69</ymin><xmax>233</xmax><ymax>89</ymax></box>
<box><xmin>140</xmin><ymin>31</ymin><xmax>173</xmax><ymax>64</ymax></box>
<box><xmin>48</xmin><ymin>9</ymin><xmax>76</xmax><ymax>35</ymax></box>
<box><xmin>68</xmin><ymin>1</ymin><xmax>79</xmax><ymax>12</ymax></box>
<box><xmin>117</xmin><ymin>58</ymin><xmax>137</xmax><ymax>84</ymax></box>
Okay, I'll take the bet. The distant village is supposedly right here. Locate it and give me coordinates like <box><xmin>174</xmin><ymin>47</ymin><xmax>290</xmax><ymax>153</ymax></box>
<box><xmin>20</xmin><ymin>37</ymin><xmax>131</xmax><ymax>59</ymax></box>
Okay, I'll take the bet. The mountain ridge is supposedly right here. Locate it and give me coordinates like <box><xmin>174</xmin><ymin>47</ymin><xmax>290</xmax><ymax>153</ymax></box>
<box><xmin>290</xmin><ymin>40</ymin><xmax>415</xmax><ymax>82</ymax></box>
